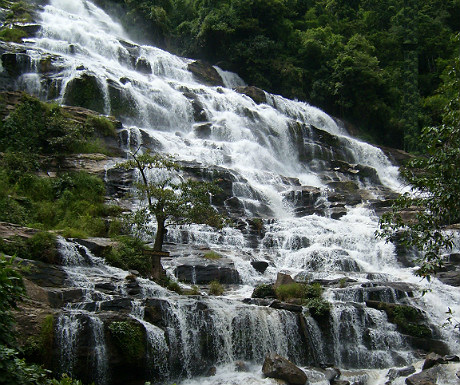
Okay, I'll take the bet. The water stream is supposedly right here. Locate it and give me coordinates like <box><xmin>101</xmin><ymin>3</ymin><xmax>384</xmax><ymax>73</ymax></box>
<box><xmin>5</xmin><ymin>0</ymin><xmax>460</xmax><ymax>383</ymax></box>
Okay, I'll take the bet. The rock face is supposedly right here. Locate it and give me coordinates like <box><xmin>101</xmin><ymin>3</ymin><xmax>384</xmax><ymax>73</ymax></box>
<box><xmin>274</xmin><ymin>272</ymin><xmax>295</xmax><ymax>288</ymax></box>
<box><xmin>405</xmin><ymin>368</ymin><xmax>437</xmax><ymax>385</ymax></box>
<box><xmin>187</xmin><ymin>60</ymin><xmax>224</xmax><ymax>87</ymax></box>
<box><xmin>174</xmin><ymin>255</ymin><xmax>241</xmax><ymax>284</ymax></box>
<box><xmin>63</xmin><ymin>73</ymin><xmax>106</xmax><ymax>113</ymax></box>
<box><xmin>235</xmin><ymin>86</ymin><xmax>267</xmax><ymax>104</ymax></box>
<box><xmin>262</xmin><ymin>352</ymin><xmax>308</xmax><ymax>385</ymax></box>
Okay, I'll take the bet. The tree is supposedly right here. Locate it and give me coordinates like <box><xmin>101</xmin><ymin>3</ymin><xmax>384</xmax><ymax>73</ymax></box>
<box><xmin>378</xmin><ymin>51</ymin><xmax>460</xmax><ymax>278</ymax></box>
<box><xmin>118</xmin><ymin>149</ymin><xmax>224</xmax><ymax>251</ymax></box>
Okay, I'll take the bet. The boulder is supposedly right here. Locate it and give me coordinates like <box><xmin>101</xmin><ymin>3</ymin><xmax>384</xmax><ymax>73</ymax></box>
<box><xmin>183</xmin><ymin>91</ymin><xmax>208</xmax><ymax>122</ymax></box>
<box><xmin>73</xmin><ymin>237</ymin><xmax>118</xmax><ymax>256</ymax></box>
<box><xmin>135</xmin><ymin>57</ymin><xmax>152</xmax><ymax>74</ymax></box>
<box><xmin>323</xmin><ymin>367</ymin><xmax>341</xmax><ymax>381</ymax></box>
<box><xmin>387</xmin><ymin>365</ymin><xmax>416</xmax><ymax>381</ymax></box>
<box><xmin>274</xmin><ymin>273</ymin><xmax>296</xmax><ymax>288</ymax></box>
<box><xmin>188</xmin><ymin>60</ymin><xmax>224</xmax><ymax>87</ymax></box>
<box><xmin>331</xmin><ymin>381</ymin><xmax>350</xmax><ymax>385</ymax></box>
<box><xmin>107</xmin><ymin>79</ymin><xmax>138</xmax><ymax>120</ymax></box>
<box><xmin>0</xmin><ymin>221</ymin><xmax>38</xmax><ymax>239</ymax></box>
<box><xmin>1</xmin><ymin>52</ymin><xmax>33</xmax><ymax>77</ymax></box>
<box><xmin>235</xmin><ymin>86</ymin><xmax>267</xmax><ymax>104</ymax></box>
<box><xmin>63</xmin><ymin>73</ymin><xmax>106</xmax><ymax>114</ymax></box>
<box><xmin>194</xmin><ymin>123</ymin><xmax>212</xmax><ymax>139</ymax></box>
<box><xmin>235</xmin><ymin>360</ymin><xmax>249</xmax><ymax>372</ymax></box>
<box><xmin>251</xmin><ymin>261</ymin><xmax>269</xmax><ymax>274</ymax></box>
<box><xmin>405</xmin><ymin>368</ymin><xmax>437</xmax><ymax>385</ymax></box>
<box><xmin>435</xmin><ymin>270</ymin><xmax>460</xmax><ymax>287</ymax></box>
<box><xmin>262</xmin><ymin>352</ymin><xmax>308</xmax><ymax>385</ymax></box>
<box><xmin>269</xmin><ymin>300</ymin><xmax>303</xmax><ymax>313</ymax></box>
<box><xmin>422</xmin><ymin>352</ymin><xmax>446</xmax><ymax>370</ymax></box>
<box><xmin>174</xmin><ymin>256</ymin><xmax>241</xmax><ymax>284</ymax></box>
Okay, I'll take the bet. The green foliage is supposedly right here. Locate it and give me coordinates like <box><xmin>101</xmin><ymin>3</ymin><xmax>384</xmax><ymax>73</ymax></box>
<box><xmin>377</xmin><ymin>302</ymin><xmax>432</xmax><ymax>338</ymax></box>
<box><xmin>0</xmin><ymin>94</ymin><xmax>92</xmax><ymax>155</ymax></box>
<box><xmin>23</xmin><ymin>315</ymin><xmax>54</xmax><ymax>366</ymax></box>
<box><xmin>203</xmin><ymin>251</ymin><xmax>221</xmax><ymax>260</ymax></box>
<box><xmin>103</xmin><ymin>236</ymin><xmax>151</xmax><ymax>277</ymax></box>
<box><xmin>378</xmin><ymin>52</ymin><xmax>460</xmax><ymax>278</ymax></box>
<box><xmin>0</xmin><ymin>27</ymin><xmax>27</xmax><ymax>42</ymax></box>
<box><xmin>251</xmin><ymin>284</ymin><xmax>275</xmax><ymax>298</ymax></box>
<box><xmin>0</xmin><ymin>162</ymin><xmax>114</xmax><ymax>238</ymax></box>
<box><xmin>0</xmin><ymin>256</ymin><xmax>25</xmax><ymax>347</ymax></box>
<box><xmin>101</xmin><ymin>0</ymin><xmax>459</xmax><ymax>149</ymax></box>
<box><xmin>209</xmin><ymin>280</ymin><xmax>224</xmax><ymax>296</ymax></box>
<box><xmin>0</xmin><ymin>233</ymin><xmax>58</xmax><ymax>264</ymax></box>
<box><xmin>85</xmin><ymin>116</ymin><xmax>117</xmax><ymax>138</ymax></box>
<box><xmin>0</xmin><ymin>345</ymin><xmax>49</xmax><ymax>385</ymax></box>
<box><xmin>108</xmin><ymin>321</ymin><xmax>145</xmax><ymax>363</ymax></box>
<box><xmin>166</xmin><ymin>280</ymin><xmax>183</xmax><ymax>294</ymax></box>
<box><xmin>275</xmin><ymin>282</ymin><xmax>330</xmax><ymax>316</ymax></box>
<box><xmin>184</xmin><ymin>285</ymin><xmax>200</xmax><ymax>295</ymax></box>
<box><xmin>0</xmin><ymin>93</ymin><xmax>113</xmax><ymax>156</ymax></box>
<box><xmin>275</xmin><ymin>282</ymin><xmax>305</xmax><ymax>301</ymax></box>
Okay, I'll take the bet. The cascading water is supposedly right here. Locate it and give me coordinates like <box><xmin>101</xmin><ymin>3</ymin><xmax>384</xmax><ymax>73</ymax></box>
<box><xmin>5</xmin><ymin>0</ymin><xmax>460</xmax><ymax>384</ymax></box>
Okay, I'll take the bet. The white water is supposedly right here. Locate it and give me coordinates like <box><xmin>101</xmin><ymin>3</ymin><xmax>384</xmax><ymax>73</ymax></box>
<box><xmin>7</xmin><ymin>0</ymin><xmax>460</xmax><ymax>384</ymax></box>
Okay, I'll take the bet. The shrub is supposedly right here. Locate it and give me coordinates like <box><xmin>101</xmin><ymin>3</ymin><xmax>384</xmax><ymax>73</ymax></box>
<box><xmin>103</xmin><ymin>236</ymin><xmax>151</xmax><ymax>277</ymax></box>
<box><xmin>167</xmin><ymin>280</ymin><xmax>183</xmax><ymax>294</ymax></box>
<box><xmin>275</xmin><ymin>283</ymin><xmax>305</xmax><ymax>301</ymax></box>
<box><xmin>108</xmin><ymin>321</ymin><xmax>145</xmax><ymax>363</ymax></box>
<box><xmin>0</xmin><ymin>232</ymin><xmax>58</xmax><ymax>264</ymax></box>
<box><xmin>203</xmin><ymin>251</ymin><xmax>222</xmax><ymax>260</ymax></box>
<box><xmin>0</xmin><ymin>256</ymin><xmax>25</xmax><ymax>346</ymax></box>
<box><xmin>209</xmin><ymin>280</ymin><xmax>224</xmax><ymax>296</ymax></box>
<box><xmin>85</xmin><ymin>115</ymin><xmax>117</xmax><ymax>137</ymax></box>
<box><xmin>0</xmin><ymin>27</ymin><xmax>27</xmax><ymax>43</ymax></box>
<box><xmin>252</xmin><ymin>284</ymin><xmax>275</xmax><ymax>298</ymax></box>
<box><xmin>186</xmin><ymin>285</ymin><xmax>200</xmax><ymax>295</ymax></box>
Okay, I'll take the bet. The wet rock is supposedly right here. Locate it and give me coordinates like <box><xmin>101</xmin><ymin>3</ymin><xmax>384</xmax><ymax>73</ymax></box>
<box><xmin>251</xmin><ymin>261</ymin><xmax>269</xmax><ymax>274</ymax></box>
<box><xmin>274</xmin><ymin>273</ymin><xmax>295</xmax><ymax>288</ymax></box>
<box><xmin>107</xmin><ymin>79</ymin><xmax>138</xmax><ymax>120</ymax></box>
<box><xmin>205</xmin><ymin>366</ymin><xmax>217</xmax><ymax>377</ymax></box>
<box><xmin>63</xmin><ymin>73</ymin><xmax>105</xmax><ymax>114</ymax></box>
<box><xmin>323</xmin><ymin>367</ymin><xmax>341</xmax><ymax>381</ymax></box>
<box><xmin>235</xmin><ymin>361</ymin><xmax>249</xmax><ymax>372</ymax></box>
<box><xmin>46</xmin><ymin>288</ymin><xmax>85</xmax><ymax>307</ymax></box>
<box><xmin>235</xmin><ymin>86</ymin><xmax>267</xmax><ymax>104</ymax></box>
<box><xmin>331</xmin><ymin>381</ymin><xmax>350</xmax><ymax>385</ymax></box>
<box><xmin>422</xmin><ymin>352</ymin><xmax>446</xmax><ymax>370</ymax></box>
<box><xmin>262</xmin><ymin>352</ymin><xmax>308</xmax><ymax>385</ymax></box>
<box><xmin>405</xmin><ymin>368</ymin><xmax>437</xmax><ymax>385</ymax></box>
<box><xmin>444</xmin><ymin>355</ymin><xmax>459</xmax><ymax>362</ymax></box>
<box><xmin>74</xmin><ymin>237</ymin><xmax>117</xmax><ymax>256</ymax></box>
<box><xmin>1</xmin><ymin>51</ymin><xmax>33</xmax><ymax>77</ymax></box>
<box><xmin>269</xmin><ymin>300</ymin><xmax>303</xmax><ymax>313</ymax></box>
<box><xmin>174</xmin><ymin>256</ymin><xmax>241</xmax><ymax>284</ymax></box>
<box><xmin>405</xmin><ymin>335</ymin><xmax>450</xmax><ymax>356</ymax></box>
<box><xmin>330</xmin><ymin>160</ymin><xmax>380</xmax><ymax>184</ymax></box>
<box><xmin>434</xmin><ymin>270</ymin><xmax>460</xmax><ymax>287</ymax></box>
<box><xmin>135</xmin><ymin>57</ymin><xmax>152</xmax><ymax>74</ymax></box>
<box><xmin>20</xmin><ymin>259</ymin><xmax>67</xmax><ymax>288</ymax></box>
<box><xmin>387</xmin><ymin>365</ymin><xmax>416</xmax><ymax>381</ymax></box>
<box><xmin>183</xmin><ymin>91</ymin><xmax>208</xmax><ymax>122</ymax></box>
<box><xmin>194</xmin><ymin>123</ymin><xmax>212</xmax><ymax>138</ymax></box>
<box><xmin>104</xmin><ymin>165</ymin><xmax>134</xmax><ymax>198</ymax></box>
<box><xmin>188</xmin><ymin>60</ymin><xmax>224</xmax><ymax>87</ymax></box>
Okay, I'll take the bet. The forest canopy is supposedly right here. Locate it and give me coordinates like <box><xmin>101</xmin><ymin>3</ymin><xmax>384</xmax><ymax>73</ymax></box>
<box><xmin>94</xmin><ymin>0</ymin><xmax>460</xmax><ymax>150</ymax></box>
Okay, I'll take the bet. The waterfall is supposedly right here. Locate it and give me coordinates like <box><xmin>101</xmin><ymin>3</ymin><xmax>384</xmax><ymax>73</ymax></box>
<box><xmin>4</xmin><ymin>0</ymin><xmax>460</xmax><ymax>384</ymax></box>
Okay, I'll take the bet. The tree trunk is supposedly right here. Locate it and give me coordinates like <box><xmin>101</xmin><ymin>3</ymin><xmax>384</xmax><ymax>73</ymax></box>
<box><xmin>153</xmin><ymin>216</ymin><xmax>166</xmax><ymax>251</ymax></box>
